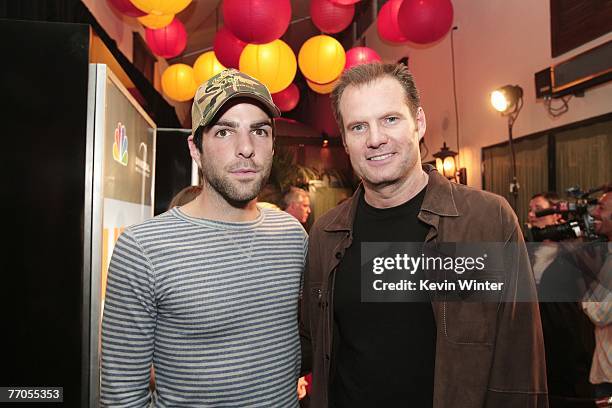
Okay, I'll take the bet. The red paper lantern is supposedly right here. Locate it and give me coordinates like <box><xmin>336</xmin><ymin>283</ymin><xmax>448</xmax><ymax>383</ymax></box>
<box><xmin>329</xmin><ymin>0</ymin><xmax>360</xmax><ymax>4</ymax></box>
<box><xmin>398</xmin><ymin>0</ymin><xmax>454</xmax><ymax>45</ymax></box>
<box><xmin>223</xmin><ymin>0</ymin><xmax>291</xmax><ymax>44</ymax></box>
<box><xmin>213</xmin><ymin>27</ymin><xmax>246</xmax><ymax>69</ymax></box>
<box><xmin>377</xmin><ymin>0</ymin><xmax>407</xmax><ymax>43</ymax></box>
<box><xmin>145</xmin><ymin>18</ymin><xmax>187</xmax><ymax>59</ymax></box>
<box><xmin>106</xmin><ymin>0</ymin><xmax>146</xmax><ymax>17</ymax></box>
<box><xmin>311</xmin><ymin>0</ymin><xmax>355</xmax><ymax>34</ymax></box>
<box><xmin>344</xmin><ymin>47</ymin><xmax>382</xmax><ymax>70</ymax></box>
<box><xmin>272</xmin><ymin>83</ymin><xmax>300</xmax><ymax>112</ymax></box>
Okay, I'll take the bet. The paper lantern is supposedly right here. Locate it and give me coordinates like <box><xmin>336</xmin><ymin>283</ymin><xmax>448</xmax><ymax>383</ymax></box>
<box><xmin>145</xmin><ymin>18</ymin><xmax>187</xmax><ymax>59</ymax></box>
<box><xmin>377</xmin><ymin>0</ymin><xmax>408</xmax><ymax>43</ymax></box>
<box><xmin>239</xmin><ymin>40</ymin><xmax>297</xmax><ymax>94</ymax></box>
<box><xmin>306</xmin><ymin>78</ymin><xmax>338</xmax><ymax>94</ymax></box>
<box><xmin>129</xmin><ymin>0</ymin><xmax>191</xmax><ymax>16</ymax></box>
<box><xmin>213</xmin><ymin>27</ymin><xmax>247</xmax><ymax>69</ymax></box>
<box><xmin>138</xmin><ymin>13</ymin><xmax>174</xmax><ymax>29</ymax></box>
<box><xmin>107</xmin><ymin>0</ymin><xmax>146</xmax><ymax>17</ymax></box>
<box><xmin>298</xmin><ymin>35</ymin><xmax>346</xmax><ymax>84</ymax></box>
<box><xmin>272</xmin><ymin>83</ymin><xmax>300</xmax><ymax>112</ymax></box>
<box><xmin>223</xmin><ymin>0</ymin><xmax>291</xmax><ymax>44</ymax></box>
<box><xmin>344</xmin><ymin>47</ymin><xmax>382</xmax><ymax>70</ymax></box>
<box><xmin>193</xmin><ymin>51</ymin><xmax>226</xmax><ymax>86</ymax></box>
<box><xmin>311</xmin><ymin>0</ymin><xmax>355</xmax><ymax>34</ymax></box>
<box><xmin>161</xmin><ymin>64</ymin><xmax>197</xmax><ymax>102</ymax></box>
<box><xmin>329</xmin><ymin>0</ymin><xmax>360</xmax><ymax>4</ymax></box>
<box><xmin>398</xmin><ymin>0</ymin><xmax>454</xmax><ymax>45</ymax></box>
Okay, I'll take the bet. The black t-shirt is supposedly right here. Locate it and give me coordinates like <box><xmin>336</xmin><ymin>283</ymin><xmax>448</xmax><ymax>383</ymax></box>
<box><xmin>330</xmin><ymin>187</ymin><xmax>436</xmax><ymax>407</ymax></box>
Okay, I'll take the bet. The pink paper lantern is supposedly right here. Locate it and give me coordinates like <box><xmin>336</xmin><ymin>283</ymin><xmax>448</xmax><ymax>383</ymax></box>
<box><xmin>329</xmin><ymin>0</ymin><xmax>360</xmax><ymax>4</ymax></box>
<box><xmin>311</xmin><ymin>0</ymin><xmax>355</xmax><ymax>34</ymax></box>
<box><xmin>344</xmin><ymin>47</ymin><xmax>382</xmax><ymax>70</ymax></box>
<box><xmin>272</xmin><ymin>83</ymin><xmax>300</xmax><ymax>112</ymax></box>
<box><xmin>377</xmin><ymin>0</ymin><xmax>408</xmax><ymax>43</ymax></box>
<box><xmin>398</xmin><ymin>0</ymin><xmax>454</xmax><ymax>45</ymax></box>
<box><xmin>223</xmin><ymin>0</ymin><xmax>291</xmax><ymax>44</ymax></box>
<box><xmin>145</xmin><ymin>18</ymin><xmax>187</xmax><ymax>59</ymax></box>
<box><xmin>213</xmin><ymin>27</ymin><xmax>246</xmax><ymax>69</ymax></box>
<box><xmin>106</xmin><ymin>0</ymin><xmax>146</xmax><ymax>17</ymax></box>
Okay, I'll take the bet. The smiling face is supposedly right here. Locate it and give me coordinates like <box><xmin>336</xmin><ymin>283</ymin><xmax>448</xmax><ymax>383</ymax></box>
<box><xmin>592</xmin><ymin>193</ymin><xmax>612</xmax><ymax>239</ymax></box>
<box><xmin>188</xmin><ymin>101</ymin><xmax>274</xmax><ymax>206</ymax></box>
<box><xmin>338</xmin><ymin>76</ymin><xmax>426</xmax><ymax>189</ymax></box>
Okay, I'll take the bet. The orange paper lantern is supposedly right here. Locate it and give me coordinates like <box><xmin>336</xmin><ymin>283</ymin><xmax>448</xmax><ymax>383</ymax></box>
<box><xmin>298</xmin><ymin>35</ymin><xmax>346</xmax><ymax>84</ymax></box>
<box><xmin>161</xmin><ymin>64</ymin><xmax>197</xmax><ymax>102</ymax></box>
<box><xmin>239</xmin><ymin>40</ymin><xmax>297</xmax><ymax>93</ymax></box>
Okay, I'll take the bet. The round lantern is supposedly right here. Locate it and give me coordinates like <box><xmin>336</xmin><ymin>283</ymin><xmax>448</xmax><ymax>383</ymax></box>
<box><xmin>272</xmin><ymin>83</ymin><xmax>300</xmax><ymax>112</ymax></box>
<box><xmin>145</xmin><ymin>18</ymin><xmax>187</xmax><ymax>59</ymax></box>
<box><xmin>306</xmin><ymin>78</ymin><xmax>338</xmax><ymax>95</ymax></box>
<box><xmin>193</xmin><ymin>51</ymin><xmax>225</xmax><ymax>86</ymax></box>
<box><xmin>344</xmin><ymin>47</ymin><xmax>381</xmax><ymax>70</ymax></box>
<box><xmin>129</xmin><ymin>0</ymin><xmax>191</xmax><ymax>16</ymax></box>
<box><xmin>329</xmin><ymin>0</ymin><xmax>360</xmax><ymax>4</ymax></box>
<box><xmin>161</xmin><ymin>64</ymin><xmax>197</xmax><ymax>102</ymax></box>
<box><xmin>398</xmin><ymin>0</ymin><xmax>454</xmax><ymax>45</ymax></box>
<box><xmin>107</xmin><ymin>0</ymin><xmax>146</xmax><ymax>17</ymax></box>
<box><xmin>239</xmin><ymin>39</ymin><xmax>297</xmax><ymax>94</ymax></box>
<box><xmin>223</xmin><ymin>0</ymin><xmax>291</xmax><ymax>44</ymax></box>
<box><xmin>298</xmin><ymin>35</ymin><xmax>346</xmax><ymax>84</ymax></box>
<box><xmin>213</xmin><ymin>27</ymin><xmax>247</xmax><ymax>69</ymax></box>
<box><xmin>311</xmin><ymin>0</ymin><xmax>355</xmax><ymax>34</ymax></box>
<box><xmin>138</xmin><ymin>13</ymin><xmax>174</xmax><ymax>29</ymax></box>
<box><xmin>377</xmin><ymin>0</ymin><xmax>408</xmax><ymax>43</ymax></box>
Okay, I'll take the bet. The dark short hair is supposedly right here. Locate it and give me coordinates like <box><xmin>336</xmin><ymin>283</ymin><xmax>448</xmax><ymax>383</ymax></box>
<box><xmin>530</xmin><ymin>192</ymin><xmax>560</xmax><ymax>206</ymax></box>
<box><xmin>331</xmin><ymin>62</ymin><xmax>420</xmax><ymax>136</ymax></box>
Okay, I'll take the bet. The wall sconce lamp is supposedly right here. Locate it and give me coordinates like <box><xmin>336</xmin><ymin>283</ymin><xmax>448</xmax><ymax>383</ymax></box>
<box><xmin>433</xmin><ymin>142</ymin><xmax>467</xmax><ymax>184</ymax></box>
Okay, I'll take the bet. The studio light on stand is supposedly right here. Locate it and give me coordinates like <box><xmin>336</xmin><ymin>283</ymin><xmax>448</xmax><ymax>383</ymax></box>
<box><xmin>491</xmin><ymin>84</ymin><xmax>523</xmax><ymax>204</ymax></box>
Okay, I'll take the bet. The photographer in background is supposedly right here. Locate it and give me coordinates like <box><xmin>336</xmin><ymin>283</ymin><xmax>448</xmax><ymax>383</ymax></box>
<box><xmin>527</xmin><ymin>192</ymin><xmax>596</xmax><ymax>405</ymax></box>
<box><xmin>582</xmin><ymin>188</ymin><xmax>612</xmax><ymax>399</ymax></box>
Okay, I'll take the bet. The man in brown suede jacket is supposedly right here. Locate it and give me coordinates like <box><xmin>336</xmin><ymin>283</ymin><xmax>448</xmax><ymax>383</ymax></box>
<box><xmin>300</xmin><ymin>63</ymin><xmax>548</xmax><ymax>407</ymax></box>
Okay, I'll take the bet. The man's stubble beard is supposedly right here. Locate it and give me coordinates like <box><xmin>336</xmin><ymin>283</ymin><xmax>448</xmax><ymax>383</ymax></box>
<box><xmin>200</xmin><ymin>157</ymin><xmax>272</xmax><ymax>208</ymax></box>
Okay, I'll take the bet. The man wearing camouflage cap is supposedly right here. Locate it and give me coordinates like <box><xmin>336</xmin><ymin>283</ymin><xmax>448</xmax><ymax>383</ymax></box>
<box><xmin>101</xmin><ymin>69</ymin><xmax>308</xmax><ymax>407</ymax></box>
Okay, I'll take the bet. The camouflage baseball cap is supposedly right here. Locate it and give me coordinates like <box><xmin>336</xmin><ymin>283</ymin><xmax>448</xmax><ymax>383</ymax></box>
<box><xmin>191</xmin><ymin>69</ymin><xmax>281</xmax><ymax>134</ymax></box>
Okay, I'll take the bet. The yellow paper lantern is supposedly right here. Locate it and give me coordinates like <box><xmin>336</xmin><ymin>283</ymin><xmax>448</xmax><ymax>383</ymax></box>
<box><xmin>306</xmin><ymin>78</ymin><xmax>339</xmax><ymax>94</ymax></box>
<box><xmin>161</xmin><ymin>64</ymin><xmax>197</xmax><ymax>102</ymax></box>
<box><xmin>298</xmin><ymin>35</ymin><xmax>346</xmax><ymax>84</ymax></box>
<box><xmin>239</xmin><ymin>39</ymin><xmax>297</xmax><ymax>94</ymax></box>
<box><xmin>193</xmin><ymin>51</ymin><xmax>226</xmax><ymax>86</ymax></box>
<box><xmin>137</xmin><ymin>13</ymin><xmax>174</xmax><ymax>29</ymax></box>
<box><xmin>129</xmin><ymin>0</ymin><xmax>191</xmax><ymax>16</ymax></box>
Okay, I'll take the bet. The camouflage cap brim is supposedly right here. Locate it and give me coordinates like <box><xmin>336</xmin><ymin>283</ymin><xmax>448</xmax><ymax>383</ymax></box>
<box><xmin>191</xmin><ymin>69</ymin><xmax>281</xmax><ymax>135</ymax></box>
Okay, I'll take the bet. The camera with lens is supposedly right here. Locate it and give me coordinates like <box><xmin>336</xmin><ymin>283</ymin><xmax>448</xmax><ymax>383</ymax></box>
<box><xmin>526</xmin><ymin>185</ymin><xmax>605</xmax><ymax>242</ymax></box>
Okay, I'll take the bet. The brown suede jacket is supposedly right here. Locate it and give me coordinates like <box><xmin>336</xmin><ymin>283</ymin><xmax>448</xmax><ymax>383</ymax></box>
<box><xmin>300</xmin><ymin>166</ymin><xmax>548</xmax><ymax>407</ymax></box>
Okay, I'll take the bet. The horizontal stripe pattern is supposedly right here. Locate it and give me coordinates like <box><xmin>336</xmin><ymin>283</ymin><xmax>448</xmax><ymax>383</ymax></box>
<box><xmin>101</xmin><ymin>208</ymin><xmax>307</xmax><ymax>407</ymax></box>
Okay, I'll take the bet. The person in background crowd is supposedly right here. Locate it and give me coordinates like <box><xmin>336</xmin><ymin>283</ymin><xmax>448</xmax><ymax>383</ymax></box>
<box><xmin>582</xmin><ymin>189</ymin><xmax>612</xmax><ymax>398</ymax></box>
<box><xmin>283</xmin><ymin>187</ymin><xmax>312</xmax><ymax>224</ymax></box>
<box><xmin>101</xmin><ymin>69</ymin><xmax>307</xmax><ymax>407</ymax></box>
<box><xmin>528</xmin><ymin>192</ymin><xmax>596</xmax><ymax>406</ymax></box>
<box><xmin>168</xmin><ymin>185</ymin><xmax>202</xmax><ymax>209</ymax></box>
<box><xmin>300</xmin><ymin>62</ymin><xmax>547</xmax><ymax>408</ymax></box>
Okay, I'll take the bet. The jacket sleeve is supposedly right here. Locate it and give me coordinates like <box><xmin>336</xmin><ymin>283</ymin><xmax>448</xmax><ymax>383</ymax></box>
<box><xmin>300</xmin><ymin>224</ymin><xmax>322</xmax><ymax>376</ymax></box>
<box><xmin>100</xmin><ymin>230</ymin><xmax>156</xmax><ymax>407</ymax></box>
<box><xmin>484</xmin><ymin>201</ymin><xmax>549</xmax><ymax>408</ymax></box>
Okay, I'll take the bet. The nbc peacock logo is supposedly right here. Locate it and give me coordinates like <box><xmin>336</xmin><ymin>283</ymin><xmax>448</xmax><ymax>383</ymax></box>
<box><xmin>113</xmin><ymin>122</ymin><xmax>128</xmax><ymax>166</ymax></box>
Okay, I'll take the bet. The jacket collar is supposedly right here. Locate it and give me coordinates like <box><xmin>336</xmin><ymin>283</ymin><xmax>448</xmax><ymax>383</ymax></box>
<box><xmin>323</xmin><ymin>165</ymin><xmax>459</xmax><ymax>233</ymax></box>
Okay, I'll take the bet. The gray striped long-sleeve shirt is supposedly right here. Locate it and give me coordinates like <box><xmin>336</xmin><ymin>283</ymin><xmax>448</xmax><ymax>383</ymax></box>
<box><xmin>101</xmin><ymin>207</ymin><xmax>308</xmax><ymax>407</ymax></box>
